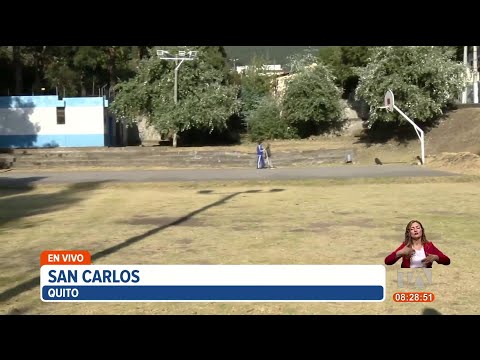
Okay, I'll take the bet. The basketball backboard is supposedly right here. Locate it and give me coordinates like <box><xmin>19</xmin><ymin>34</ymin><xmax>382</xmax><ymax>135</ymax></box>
<box><xmin>384</xmin><ymin>90</ymin><xmax>394</xmax><ymax>112</ymax></box>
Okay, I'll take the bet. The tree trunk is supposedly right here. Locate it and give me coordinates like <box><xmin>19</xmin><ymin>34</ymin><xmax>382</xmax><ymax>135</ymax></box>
<box><xmin>172</xmin><ymin>132</ymin><xmax>177</xmax><ymax>148</ymax></box>
<box><xmin>34</xmin><ymin>46</ymin><xmax>47</xmax><ymax>94</ymax></box>
<box><xmin>107</xmin><ymin>47</ymin><xmax>117</xmax><ymax>90</ymax></box>
<box><xmin>12</xmin><ymin>46</ymin><xmax>23</xmax><ymax>95</ymax></box>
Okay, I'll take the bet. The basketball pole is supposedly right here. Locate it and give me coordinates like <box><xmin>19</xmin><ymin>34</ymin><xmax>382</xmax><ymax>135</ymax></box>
<box><xmin>381</xmin><ymin>90</ymin><xmax>425</xmax><ymax>166</ymax></box>
<box><xmin>392</xmin><ymin>104</ymin><xmax>425</xmax><ymax>166</ymax></box>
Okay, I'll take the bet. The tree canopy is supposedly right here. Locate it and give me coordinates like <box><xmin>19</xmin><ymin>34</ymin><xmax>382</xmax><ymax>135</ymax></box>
<box><xmin>109</xmin><ymin>46</ymin><xmax>241</xmax><ymax>137</ymax></box>
<box><xmin>355</xmin><ymin>46</ymin><xmax>466</xmax><ymax>129</ymax></box>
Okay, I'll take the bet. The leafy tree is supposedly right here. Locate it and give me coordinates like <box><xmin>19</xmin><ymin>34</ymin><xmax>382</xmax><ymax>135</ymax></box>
<box><xmin>239</xmin><ymin>55</ymin><xmax>276</xmax><ymax>116</ymax></box>
<box><xmin>43</xmin><ymin>47</ymin><xmax>82</xmax><ymax>96</ymax></box>
<box><xmin>0</xmin><ymin>46</ymin><xmax>139</xmax><ymax>97</ymax></box>
<box><xmin>109</xmin><ymin>46</ymin><xmax>241</xmax><ymax>147</ymax></box>
<box><xmin>318</xmin><ymin>46</ymin><xmax>371</xmax><ymax>98</ymax></box>
<box><xmin>355</xmin><ymin>46</ymin><xmax>467</xmax><ymax>132</ymax></box>
<box><xmin>246</xmin><ymin>95</ymin><xmax>295</xmax><ymax>142</ymax></box>
<box><xmin>286</xmin><ymin>49</ymin><xmax>318</xmax><ymax>73</ymax></box>
<box><xmin>282</xmin><ymin>61</ymin><xmax>345</xmax><ymax>137</ymax></box>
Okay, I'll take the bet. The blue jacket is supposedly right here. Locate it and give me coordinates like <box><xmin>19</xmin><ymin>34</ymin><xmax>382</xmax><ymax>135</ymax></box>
<box><xmin>256</xmin><ymin>144</ymin><xmax>264</xmax><ymax>155</ymax></box>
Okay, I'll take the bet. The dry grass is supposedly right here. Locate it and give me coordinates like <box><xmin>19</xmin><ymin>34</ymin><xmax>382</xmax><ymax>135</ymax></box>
<box><xmin>1</xmin><ymin>177</ymin><xmax>479</xmax><ymax>315</ymax></box>
<box><xmin>426</xmin><ymin>152</ymin><xmax>480</xmax><ymax>176</ymax></box>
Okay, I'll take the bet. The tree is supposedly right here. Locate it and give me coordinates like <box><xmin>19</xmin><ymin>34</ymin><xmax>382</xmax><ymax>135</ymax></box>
<box><xmin>246</xmin><ymin>95</ymin><xmax>295</xmax><ymax>142</ymax></box>
<box><xmin>109</xmin><ymin>46</ymin><xmax>241</xmax><ymax>147</ymax></box>
<box><xmin>318</xmin><ymin>46</ymin><xmax>371</xmax><ymax>98</ymax></box>
<box><xmin>286</xmin><ymin>48</ymin><xmax>318</xmax><ymax>73</ymax></box>
<box><xmin>43</xmin><ymin>47</ymin><xmax>83</xmax><ymax>97</ymax></box>
<box><xmin>282</xmin><ymin>61</ymin><xmax>345</xmax><ymax>138</ymax></box>
<box><xmin>355</xmin><ymin>46</ymin><xmax>467</xmax><ymax>132</ymax></box>
<box><xmin>0</xmin><ymin>46</ymin><xmax>139</xmax><ymax>97</ymax></box>
<box><xmin>239</xmin><ymin>55</ymin><xmax>276</xmax><ymax>116</ymax></box>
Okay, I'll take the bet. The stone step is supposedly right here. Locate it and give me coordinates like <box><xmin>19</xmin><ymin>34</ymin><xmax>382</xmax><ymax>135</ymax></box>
<box><xmin>13</xmin><ymin>157</ymin><xmax>348</xmax><ymax>168</ymax></box>
<box><xmin>10</xmin><ymin>148</ymin><xmax>355</xmax><ymax>169</ymax></box>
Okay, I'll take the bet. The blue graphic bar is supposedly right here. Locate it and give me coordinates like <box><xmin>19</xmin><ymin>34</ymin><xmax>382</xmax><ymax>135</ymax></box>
<box><xmin>42</xmin><ymin>285</ymin><xmax>384</xmax><ymax>301</ymax></box>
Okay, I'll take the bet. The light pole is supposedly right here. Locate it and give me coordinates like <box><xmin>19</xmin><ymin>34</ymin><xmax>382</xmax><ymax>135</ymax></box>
<box><xmin>156</xmin><ymin>49</ymin><xmax>198</xmax><ymax>147</ymax></box>
<box><xmin>157</xmin><ymin>49</ymin><xmax>198</xmax><ymax>104</ymax></box>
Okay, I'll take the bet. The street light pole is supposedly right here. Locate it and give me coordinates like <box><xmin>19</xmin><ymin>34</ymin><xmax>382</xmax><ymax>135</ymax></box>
<box><xmin>157</xmin><ymin>49</ymin><xmax>198</xmax><ymax>147</ymax></box>
<box><xmin>174</xmin><ymin>58</ymin><xmax>186</xmax><ymax>104</ymax></box>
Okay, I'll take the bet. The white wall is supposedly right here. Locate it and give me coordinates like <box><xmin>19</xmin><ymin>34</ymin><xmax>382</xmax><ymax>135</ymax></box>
<box><xmin>64</xmin><ymin>107</ymin><xmax>105</xmax><ymax>134</ymax></box>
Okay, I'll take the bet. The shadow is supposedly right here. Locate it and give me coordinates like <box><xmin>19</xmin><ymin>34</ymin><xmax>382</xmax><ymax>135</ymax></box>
<box><xmin>91</xmin><ymin>188</ymin><xmax>285</xmax><ymax>261</ymax></box>
<box><xmin>352</xmin><ymin>107</ymin><xmax>454</xmax><ymax>147</ymax></box>
<box><xmin>176</xmin><ymin>114</ymin><xmax>245</xmax><ymax>148</ymax></box>
<box><xmin>198</xmin><ymin>188</ymin><xmax>285</xmax><ymax>195</ymax></box>
<box><xmin>197</xmin><ymin>190</ymin><xmax>214</xmax><ymax>194</ymax></box>
<box><xmin>0</xmin><ymin>187</ymin><xmax>283</xmax><ymax>303</ymax></box>
<box><xmin>293</xmin><ymin>118</ymin><xmax>348</xmax><ymax>139</ymax></box>
<box><xmin>268</xmin><ymin>188</ymin><xmax>284</xmax><ymax>192</ymax></box>
<box><xmin>179</xmin><ymin>128</ymin><xmax>242</xmax><ymax>147</ymax></box>
<box><xmin>0</xmin><ymin>180</ymin><xmax>109</xmax><ymax>228</ymax></box>
<box><xmin>0</xmin><ymin>97</ymin><xmax>38</xmax><ymax>149</ymax></box>
<box><xmin>126</xmin><ymin>123</ymin><xmax>141</xmax><ymax>146</ymax></box>
<box><xmin>353</xmin><ymin>120</ymin><xmax>420</xmax><ymax>146</ymax></box>
<box><xmin>42</xmin><ymin>141</ymin><xmax>59</xmax><ymax>148</ymax></box>
<box><xmin>422</xmin><ymin>307</ymin><xmax>442</xmax><ymax>315</ymax></box>
<box><xmin>0</xmin><ymin>176</ymin><xmax>47</xmax><ymax>198</ymax></box>
<box><xmin>0</xmin><ymin>181</ymin><xmax>109</xmax><ymax>304</ymax></box>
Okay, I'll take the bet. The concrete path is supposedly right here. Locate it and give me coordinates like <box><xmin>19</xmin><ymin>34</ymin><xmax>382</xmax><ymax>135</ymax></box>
<box><xmin>0</xmin><ymin>165</ymin><xmax>458</xmax><ymax>186</ymax></box>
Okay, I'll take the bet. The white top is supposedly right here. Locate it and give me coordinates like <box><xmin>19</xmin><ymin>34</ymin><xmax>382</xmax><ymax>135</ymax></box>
<box><xmin>410</xmin><ymin>246</ymin><xmax>426</xmax><ymax>268</ymax></box>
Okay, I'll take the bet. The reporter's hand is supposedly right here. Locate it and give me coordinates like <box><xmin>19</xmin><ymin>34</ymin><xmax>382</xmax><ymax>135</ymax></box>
<box><xmin>422</xmin><ymin>254</ymin><xmax>439</xmax><ymax>265</ymax></box>
<box><xmin>397</xmin><ymin>246</ymin><xmax>415</xmax><ymax>258</ymax></box>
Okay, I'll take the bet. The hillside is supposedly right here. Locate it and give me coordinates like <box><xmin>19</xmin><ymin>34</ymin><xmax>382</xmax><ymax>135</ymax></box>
<box><xmin>423</xmin><ymin>106</ymin><xmax>480</xmax><ymax>174</ymax></box>
<box><xmin>425</xmin><ymin>107</ymin><xmax>480</xmax><ymax>155</ymax></box>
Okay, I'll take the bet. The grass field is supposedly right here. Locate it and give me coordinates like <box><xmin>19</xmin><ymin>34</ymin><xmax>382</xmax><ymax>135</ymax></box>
<box><xmin>1</xmin><ymin>176</ymin><xmax>479</xmax><ymax>315</ymax></box>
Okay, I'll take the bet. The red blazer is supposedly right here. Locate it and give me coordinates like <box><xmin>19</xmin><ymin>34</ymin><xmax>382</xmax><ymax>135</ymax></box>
<box><xmin>384</xmin><ymin>241</ymin><xmax>451</xmax><ymax>268</ymax></box>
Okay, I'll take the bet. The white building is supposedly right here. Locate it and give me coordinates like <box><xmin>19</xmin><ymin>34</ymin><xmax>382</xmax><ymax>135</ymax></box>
<box><xmin>236</xmin><ymin>64</ymin><xmax>286</xmax><ymax>75</ymax></box>
<box><xmin>0</xmin><ymin>95</ymin><xmax>111</xmax><ymax>148</ymax></box>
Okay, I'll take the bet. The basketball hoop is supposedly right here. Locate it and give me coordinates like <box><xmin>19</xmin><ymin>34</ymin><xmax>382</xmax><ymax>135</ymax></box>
<box><xmin>384</xmin><ymin>90</ymin><xmax>394</xmax><ymax>112</ymax></box>
<box><xmin>378</xmin><ymin>89</ymin><xmax>425</xmax><ymax>166</ymax></box>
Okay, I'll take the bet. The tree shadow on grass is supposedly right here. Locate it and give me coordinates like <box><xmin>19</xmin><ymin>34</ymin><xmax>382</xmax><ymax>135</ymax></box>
<box><xmin>0</xmin><ymin>188</ymin><xmax>283</xmax><ymax>307</ymax></box>
<box><xmin>0</xmin><ymin>180</ymin><xmax>110</xmax><ymax>228</ymax></box>
<box><xmin>0</xmin><ymin>176</ymin><xmax>46</xmax><ymax>198</ymax></box>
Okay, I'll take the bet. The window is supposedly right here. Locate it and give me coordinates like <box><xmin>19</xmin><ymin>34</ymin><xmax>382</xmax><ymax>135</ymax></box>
<box><xmin>57</xmin><ymin>107</ymin><xmax>65</xmax><ymax>125</ymax></box>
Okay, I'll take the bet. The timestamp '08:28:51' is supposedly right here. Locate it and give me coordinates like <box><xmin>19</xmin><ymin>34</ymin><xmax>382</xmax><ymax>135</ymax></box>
<box><xmin>393</xmin><ymin>292</ymin><xmax>435</xmax><ymax>302</ymax></box>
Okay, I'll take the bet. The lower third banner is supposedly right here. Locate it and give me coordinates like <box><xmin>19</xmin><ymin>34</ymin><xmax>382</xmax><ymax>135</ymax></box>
<box><xmin>40</xmin><ymin>264</ymin><xmax>385</xmax><ymax>302</ymax></box>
